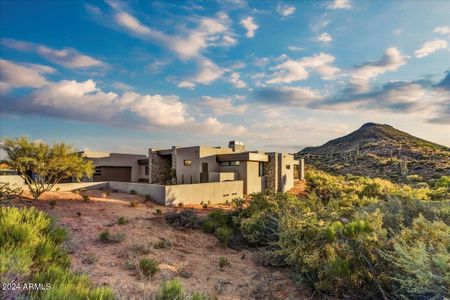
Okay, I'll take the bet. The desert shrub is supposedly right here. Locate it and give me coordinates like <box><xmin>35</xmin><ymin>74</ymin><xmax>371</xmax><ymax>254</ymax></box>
<box><xmin>215</xmin><ymin>226</ymin><xmax>233</xmax><ymax>246</ymax></box>
<box><xmin>383</xmin><ymin>215</ymin><xmax>450</xmax><ymax>298</ymax></box>
<box><xmin>155</xmin><ymin>279</ymin><xmax>183</xmax><ymax>300</ymax></box>
<box><xmin>165</xmin><ymin>210</ymin><xmax>202</xmax><ymax>229</ymax></box>
<box><xmin>130</xmin><ymin>190</ymin><xmax>137</xmax><ymax>195</ymax></box>
<box><xmin>218</xmin><ymin>256</ymin><xmax>231</xmax><ymax>271</ymax></box>
<box><xmin>98</xmin><ymin>230</ymin><xmax>125</xmax><ymax>244</ymax></box>
<box><xmin>139</xmin><ymin>258</ymin><xmax>159</xmax><ymax>279</ymax></box>
<box><xmin>49</xmin><ymin>200</ymin><xmax>56</xmax><ymax>208</ymax></box>
<box><xmin>129</xmin><ymin>200</ymin><xmax>138</xmax><ymax>208</ymax></box>
<box><xmin>129</xmin><ymin>243</ymin><xmax>152</xmax><ymax>255</ymax></box>
<box><xmin>178</xmin><ymin>202</ymin><xmax>184</xmax><ymax>208</ymax></box>
<box><xmin>117</xmin><ymin>216</ymin><xmax>128</xmax><ymax>225</ymax></box>
<box><xmin>154</xmin><ymin>238</ymin><xmax>171</xmax><ymax>249</ymax></box>
<box><xmin>0</xmin><ymin>207</ymin><xmax>114</xmax><ymax>299</ymax></box>
<box><xmin>202</xmin><ymin>210</ymin><xmax>233</xmax><ymax>234</ymax></box>
<box><xmin>155</xmin><ymin>208</ymin><xmax>162</xmax><ymax>215</ymax></box>
<box><xmin>82</xmin><ymin>194</ymin><xmax>90</xmax><ymax>203</ymax></box>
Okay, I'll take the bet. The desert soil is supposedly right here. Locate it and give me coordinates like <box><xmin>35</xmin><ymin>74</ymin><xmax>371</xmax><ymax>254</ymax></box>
<box><xmin>26</xmin><ymin>188</ymin><xmax>311</xmax><ymax>300</ymax></box>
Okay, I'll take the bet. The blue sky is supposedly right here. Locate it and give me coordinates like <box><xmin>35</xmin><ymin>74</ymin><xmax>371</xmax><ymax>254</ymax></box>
<box><xmin>1</xmin><ymin>0</ymin><xmax>449</xmax><ymax>154</ymax></box>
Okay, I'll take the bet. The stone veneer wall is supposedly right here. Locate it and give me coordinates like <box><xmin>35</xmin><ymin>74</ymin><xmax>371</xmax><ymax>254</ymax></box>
<box><xmin>265</xmin><ymin>152</ymin><xmax>278</xmax><ymax>192</ymax></box>
<box><xmin>171</xmin><ymin>146</ymin><xmax>177</xmax><ymax>184</ymax></box>
<box><xmin>148</xmin><ymin>149</ymin><xmax>171</xmax><ymax>184</ymax></box>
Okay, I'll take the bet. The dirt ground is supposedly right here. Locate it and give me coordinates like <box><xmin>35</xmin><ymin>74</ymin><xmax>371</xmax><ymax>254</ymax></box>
<box><xmin>26</xmin><ymin>188</ymin><xmax>312</xmax><ymax>300</ymax></box>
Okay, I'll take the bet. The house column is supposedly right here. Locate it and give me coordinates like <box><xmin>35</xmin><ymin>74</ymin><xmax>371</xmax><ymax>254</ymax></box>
<box><xmin>148</xmin><ymin>148</ymin><xmax>153</xmax><ymax>183</ymax></box>
<box><xmin>265</xmin><ymin>152</ymin><xmax>278</xmax><ymax>192</ymax></box>
<box><xmin>299</xmin><ymin>158</ymin><xmax>305</xmax><ymax>181</ymax></box>
<box><xmin>171</xmin><ymin>146</ymin><xmax>177</xmax><ymax>184</ymax></box>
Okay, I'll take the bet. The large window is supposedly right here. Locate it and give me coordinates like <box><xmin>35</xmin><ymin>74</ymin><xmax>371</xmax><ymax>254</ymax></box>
<box><xmin>286</xmin><ymin>164</ymin><xmax>291</xmax><ymax>170</ymax></box>
<box><xmin>258</xmin><ymin>162</ymin><xmax>264</xmax><ymax>177</ymax></box>
<box><xmin>184</xmin><ymin>160</ymin><xmax>192</xmax><ymax>166</ymax></box>
<box><xmin>294</xmin><ymin>164</ymin><xmax>299</xmax><ymax>180</ymax></box>
<box><xmin>145</xmin><ymin>166</ymin><xmax>149</xmax><ymax>175</ymax></box>
<box><xmin>94</xmin><ymin>166</ymin><xmax>101</xmax><ymax>176</ymax></box>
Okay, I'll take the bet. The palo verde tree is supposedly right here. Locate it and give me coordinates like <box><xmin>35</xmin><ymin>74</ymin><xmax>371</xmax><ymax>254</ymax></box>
<box><xmin>1</xmin><ymin>137</ymin><xmax>94</xmax><ymax>200</ymax></box>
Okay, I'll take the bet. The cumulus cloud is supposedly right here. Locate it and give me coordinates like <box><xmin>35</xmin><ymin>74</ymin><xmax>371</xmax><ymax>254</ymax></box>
<box><xmin>178</xmin><ymin>81</ymin><xmax>196</xmax><ymax>89</ymax></box>
<box><xmin>0</xmin><ymin>59</ymin><xmax>55</xmax><ymax>93</ymax></box>
<box><xmin>201</xmin><ymin>96</ymin><xmax>248</xmax><ymax>115</ymax></box>
<box><xmin>276</xmin><ymin>4</ymin><xmax>296</xmax><ymax>17</ymax></box>
<box><xmin>240</xmin><ymin>16</ymin><xmax>258</xmax><ymax>38</ymax></box>
<box><xmin>327</xmin><ymin>0</ymin><xmax>352</xmax><ymax>9</ymax></box>
<box><xmin>228</xmin><ymin>72</ymin><xmax>247</xmax><ymax>88</ymax></box>
<box><xmin>315</xmin><ymin>32</ymin><xmax>333</xmax><ymax>44</ymax></box>
<box><xmin>1</xmin><ymin>38</ymin><xmax>106</xmax><ymax>69</ymax></box>
<box><xmin>415</xmin><ymin>39</ymin><xmax>448</xmax><ymax>58</ymax></box>
<box><xmin>349</xmin><ymin>47</ymin><xmax>407</xmax><ymax>93</ymax></box>
<box><xmin>268</xmin><ymin>53</ymin><xmax>340</xmax><ymax>84</ymax></box>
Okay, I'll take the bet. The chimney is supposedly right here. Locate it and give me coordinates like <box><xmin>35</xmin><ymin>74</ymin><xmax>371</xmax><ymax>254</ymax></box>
<box><xmin>228</xmin><ymin>140</ymin><xmax>245</xmax><ymax>152</ymax></box>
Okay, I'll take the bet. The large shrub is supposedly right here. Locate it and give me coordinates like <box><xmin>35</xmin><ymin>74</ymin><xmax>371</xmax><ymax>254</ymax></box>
<box><xmin>0</xmin><ymin>206</ymin><xmax>114</xmax><ymax>299</ymax></box>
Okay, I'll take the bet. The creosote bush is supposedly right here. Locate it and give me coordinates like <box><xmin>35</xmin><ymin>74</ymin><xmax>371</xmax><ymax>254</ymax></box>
<box><xmin>155</xmin><ymin>279</ymin><xmax>210</xmax><ymax>300</ymax></box>
<box><xmin>117</xmin><ymin>216</ymin><xmax>128</xmax><ymax>225</ymax></box>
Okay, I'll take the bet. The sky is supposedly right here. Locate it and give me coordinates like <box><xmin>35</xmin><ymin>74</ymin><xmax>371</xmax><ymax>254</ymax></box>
<box><xmin>1</xmin><ymin>0</ymin><xmax>449</xmax><ymax>155</ymax></box>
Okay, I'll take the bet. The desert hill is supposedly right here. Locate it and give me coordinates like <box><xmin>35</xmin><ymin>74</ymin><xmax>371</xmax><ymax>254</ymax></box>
<box><xmin>298</xmin><ymin>123</ymin><xmax>450</xmax><ymax>182</ymax></box>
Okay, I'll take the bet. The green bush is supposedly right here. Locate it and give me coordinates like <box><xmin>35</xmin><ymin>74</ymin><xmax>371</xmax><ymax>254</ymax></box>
<box><xmin>0</xmin><ymin>207</ymin><xmax>114</xmax><ymax>299</ymax></box>
<box><xmin>218</xmin><ymin>256</ymin><xmax>231</xmax><ymax>271</ymax></box>
<box><xmin>117</xmin><ymin>217</ymin><xmax>128</xmax><ymax>225</ymax></box>
<box><xmin>155</xmin><ymin>279</ymin><xmax>183</xmax><ymax>300</ymax></box>
<box><xmin>215</xmin><ymin>226</ymin><xmax>233</xmax><ymax>246</ymax></box>
<box><xmin>82</xmin><ymin>194</ymin><xmax>90</xmax><ymax>203</ymax></box>
<box><xmin>155</xmin><ymin>279</ymin><xmax>211</xmax><ymax>300</ymax></box>
<box><xmin>139</xmin><ymin>258</ymin><xmax>159</xmax><ymax>279</ymax></box>
<box><xmin>98</xmin><ymin>230</ymin><xmax>125</xmax><ymax>244</ymax></box>
<box><xmin>130</xmin><ymin>190</ymin><xmax>137</xmax><ymax>195</ymax></box>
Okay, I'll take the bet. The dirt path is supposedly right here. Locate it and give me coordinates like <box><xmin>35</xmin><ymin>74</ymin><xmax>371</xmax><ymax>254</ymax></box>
<box><xmin>29</xmin><ymin>189</ymin><xmax>311</xmax><ymax>300</ymax></box>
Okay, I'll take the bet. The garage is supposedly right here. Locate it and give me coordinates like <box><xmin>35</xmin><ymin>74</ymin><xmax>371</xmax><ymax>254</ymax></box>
<box><xmin>93</xmin><ymin>166</ymin><xmax>132</xmax><ymax>182</ymax></box>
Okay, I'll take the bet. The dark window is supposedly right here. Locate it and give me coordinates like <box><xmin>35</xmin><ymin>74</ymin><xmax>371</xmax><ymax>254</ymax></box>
<box><xmin>145</xmin><ymin>165</ymin><xmax>149</xmax><ymax>175</ymax></box>
<box><xmin>184</xmin><ymin>160</ymin><xmax>192</xmax><ymax>166</ymax></box>
<box><xmin>286</xmin><ymin>164</ymin><xmax>291</xmax><ymax>170</ymax></box>
<box><xmin>258</xmin><ymin>162</ymin><xmax>264</xmax><ymax>177</ymax></box>
<box><xmin>94</xmin><ymin>166</ymin><xmax>101</xmax><ymax>176</ymax></box>
<box><xmin>220</xmin><ymin>161</ymin><xmax>240</xmax><ymax>166</ymax></box>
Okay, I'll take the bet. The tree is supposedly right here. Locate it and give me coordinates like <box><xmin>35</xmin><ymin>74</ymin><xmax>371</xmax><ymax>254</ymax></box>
<box><xmin>1</xmin><ymin>137</ymin><xmax>94</xmax><ymax>200</ymax></box>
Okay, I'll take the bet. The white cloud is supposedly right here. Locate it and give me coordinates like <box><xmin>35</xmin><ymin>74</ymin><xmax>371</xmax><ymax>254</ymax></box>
<box><xmin>254</xmin><ymin>57</ymin><xmax>269</xmax><ymax>67</ymax></box>
<box><xmin>200</xmin><ymin>117</ymin><xmax>247</xmax><ymax>135</ymax></box>
<box><xmin>327</xmin><ymin>0</ymin><xmax>352</xmax><ymax>9</ymax></box>
<box><xmin>288</xmin><ymin>46</ymin><xmax>305</xmax><ymax>51</ymax></box>
<box><xmin>201</xmin><ymin>96</ymin><xmax>248</xmax><ymax>115</ymax></box>
<box><xmin>28</xmin><ymin>79</ymin><xmax>190</xmax><ymax>127</ymax></box>
<box><xmin>228</xmin><ymin>72</ymin><xmax>247</xmax><ymax>88</ymax></box>
<box><xmin>434</xmin><ymin>26</ymin><xmax>450</xmax><ymax>36</ymax></box>
<box><xmin>0</xmin><ymin>59</ymin><xmax>55</xmax><ymax>92</ymax></box>
<box><xmin>191</xmin><ymin>58</ymin><xmax>224</xmax><ymax>85</ymax></box>
<box><xmin>1</xmin><ymin>39</ymin><xmax>106</xmax><ymax>69</ymax></box>
<box><xmin>268</xmin><ymin>53</ymin><xmax>340</xmax><ymax>84</ymax></box>
<box><xmin>315</xmin><ymin>32</ymin><xmax>332</xmax><ymax>44</ymax></box>
<box><xmin>240</xmin><ymin>16</ymin><xmax>258</xmax><ymax>38</ymax></box>
<box><xmin>349</xmin><ymin>47</ymin><xmax>407</xmax><ymax>93</ymax></box>
<box><xmin>415</xmin><ymin>40</ymin><xmax>448</xmax><ymax>58</ymax></box>
<box><xmin>178</xmin><ymin>81</ymin><xmax>196</xmax><ymax>89</ymax></box>
<box><xmin>276</xmin><ymin>4</ymin><xmax>296</xmax><ymax>17</ymax></box>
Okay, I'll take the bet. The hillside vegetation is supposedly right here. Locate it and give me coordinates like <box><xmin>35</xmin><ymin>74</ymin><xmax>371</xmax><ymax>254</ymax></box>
<box><xmin>167</xmin><ymin>169</ymin><xmax>450</xmax><ymax>299</ymax></box>
<box><xmin>298</xmin><ymin>123</ymin><xmax>450</xmax><ymax>183</ymax></box>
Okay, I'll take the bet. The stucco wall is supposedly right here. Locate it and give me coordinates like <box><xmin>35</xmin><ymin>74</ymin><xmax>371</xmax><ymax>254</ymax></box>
<box><xmin>108</xmin><ymin>181</ymin><xmax>166</xmax><ymax>205</ymax></box>
<box><xmin>0</xmin><ymin>175</ymin><xmax>108</xmax><ymax>191</ymax></box>
<box><xmin>244</xmin><ymin>161</ymin><xmax>264</xmax><ymax>194</ymax></box>
<box><xmin>165</xmin><ymin>180</ymin><xmax>243</xmax><ymax>206</ymax></box>
<box><xmin>209</xmin><ymin>172</ymin><xmax>235</xmax><ymax>182</ymax></box>
<box><xmin>278</xmin><ymin>153</ymin><xmax>295</xmax><ymax>192</ymax></box>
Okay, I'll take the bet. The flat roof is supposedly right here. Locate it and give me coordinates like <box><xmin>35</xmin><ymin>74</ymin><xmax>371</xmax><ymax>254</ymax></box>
<box><xmin>217</xmin><ymin>152</ymin><xmax>269</xmax><ymax>162</ymax></box>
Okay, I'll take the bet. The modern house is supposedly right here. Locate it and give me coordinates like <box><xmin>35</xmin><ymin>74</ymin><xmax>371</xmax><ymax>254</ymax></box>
<box><xmin>78</xmin><ymin>141</ymin><xmax>304</xmax><ymax>205</ymax></box>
